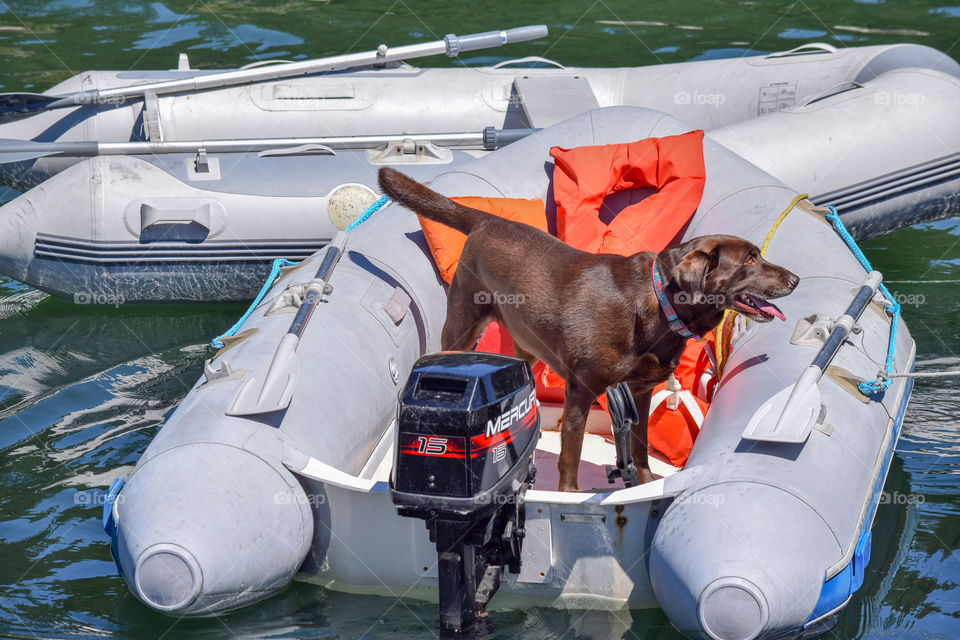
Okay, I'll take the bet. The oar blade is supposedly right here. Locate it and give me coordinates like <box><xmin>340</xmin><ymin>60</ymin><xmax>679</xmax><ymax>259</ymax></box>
<box><xmin>226</xmin><ymin>336</ymin><xmax>302</xmax><ymax>416</ymax></box>
<box><xmin>0</xmin><ymin>150</ymin><xmax>54</xmax><ymax>164</ymax></box>
<box><xmin>0</xmin><ymin>137</ymin><xmax>59</xmax><ymax>164</ymax></box>
<box><xmin>741</xmin><ymin>378</ymin><xmax>821</xmax><ymax>444</ymax></box>
<box><xmin>0</xmin><ymin>92</ymin><xmax>60</xmax><ymax>124</ymax></box>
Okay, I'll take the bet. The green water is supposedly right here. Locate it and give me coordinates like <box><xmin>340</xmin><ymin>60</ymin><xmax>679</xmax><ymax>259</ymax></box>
<box><xmin>0</xmin><ymin>1</ymin><xmax>958</xmax><ymax>638</ymax></box>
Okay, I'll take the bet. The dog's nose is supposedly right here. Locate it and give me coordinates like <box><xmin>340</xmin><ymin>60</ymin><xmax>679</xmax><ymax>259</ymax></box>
<box><xmin>786</xmin><ymin>272</ymin><xmax>800</xmax><ymax>290</ymax></box>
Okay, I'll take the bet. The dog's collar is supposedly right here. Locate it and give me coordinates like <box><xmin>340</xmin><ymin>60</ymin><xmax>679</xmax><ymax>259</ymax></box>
<box><xmin>651</xmin><ymin>257</ymin><xmax>697</xmax><ymax>339</ymax></box>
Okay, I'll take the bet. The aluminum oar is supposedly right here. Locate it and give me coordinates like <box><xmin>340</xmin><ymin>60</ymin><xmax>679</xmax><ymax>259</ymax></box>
<box><xmin>742</xmin><ymin>270</ymin><xmax>883</xmax><ymax>444</ymax></box>
<box><xmin>0</xmin><ymin>127</ymin><xmax>537</xmax><ymax>164</ymax></box>
<box><xmin>227</xmin><ymin>231</ymin><xmax>349</xmax><ymax>416</ymax></box>
<box><xmin>0</xmin><ymin>25</ymin><xmax>548</xmax><ymax>124</ymax></box>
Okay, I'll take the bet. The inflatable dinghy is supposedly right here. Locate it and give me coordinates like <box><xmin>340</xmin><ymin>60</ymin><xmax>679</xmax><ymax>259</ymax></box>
<box><xmin>0</xmin><ymin>36</ymin><xmax>956</xmax><ymax>190</ymax></box>
<box><xmin>1</xmin><ymin>43</ymin><xmax>958</xmax><ymax>303</ymax></box>
<box><xmin>103</xmin><ymin>107</ymin><xmax>915</xmax><ymax>640</ymax></box>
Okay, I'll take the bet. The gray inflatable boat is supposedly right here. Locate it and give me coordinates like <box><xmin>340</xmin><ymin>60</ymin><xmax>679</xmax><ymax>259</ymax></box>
<box><xmin>0</xmin><ymin>35</ymin><xmax>955</xmax><ymax>190</ymax></box>
<box><xmin>103</xmin><ymin>107</ymin><xmax>915</xmax><ymax>640</ymax></box>
<box><xmin>0</xmin><ymin>40</ymin><xmax>957</xmax><ymax>303</ymax></box>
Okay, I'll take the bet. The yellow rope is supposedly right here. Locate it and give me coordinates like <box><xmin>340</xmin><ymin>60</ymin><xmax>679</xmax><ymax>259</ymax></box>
<box><xmin>760</xmin><ymin>192</ymin><xmax>808</xmax><ymax>257</ymax></box>
<box><xmin>715</xmin><ymin>192</ymin><xmax>808</xmax><ymax>375</ymax></box>
<box><xmin>714</xmin><ymin>312</ymin><xmax>733</xmax><ymax>375</ymax></box>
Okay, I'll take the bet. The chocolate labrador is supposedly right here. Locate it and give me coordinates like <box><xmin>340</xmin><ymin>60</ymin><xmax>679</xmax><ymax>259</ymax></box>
<box><xmin>379</xmin><ymin>167</ymin><xmax>799</xmax><ymax>491</ymax></box>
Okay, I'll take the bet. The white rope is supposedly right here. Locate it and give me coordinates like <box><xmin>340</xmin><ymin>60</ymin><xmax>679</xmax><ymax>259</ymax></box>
<box><xmin>887</xmin><ymin>369</ymin><xmax>960</xmax><ymax>379</ymax></box>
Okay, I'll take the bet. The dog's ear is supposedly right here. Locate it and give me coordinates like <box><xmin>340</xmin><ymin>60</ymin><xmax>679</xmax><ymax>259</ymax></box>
<box><xmin>674</xmin><ymin>249</ymin><xmax>718</xmax><ymax>299</ymax></box>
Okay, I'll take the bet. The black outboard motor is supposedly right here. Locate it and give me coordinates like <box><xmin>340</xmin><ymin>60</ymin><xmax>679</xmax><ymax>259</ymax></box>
<box><xmin>391</xmin><ymin>352</ymin><xmax>539</xmax><ymax>636</ymax></box>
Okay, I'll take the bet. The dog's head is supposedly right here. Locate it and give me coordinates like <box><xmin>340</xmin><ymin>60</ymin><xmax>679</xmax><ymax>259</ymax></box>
<box><xmin>663</xmin><ymin>234</ymin><xmax>799</xmax><ymax>323</ymax></box>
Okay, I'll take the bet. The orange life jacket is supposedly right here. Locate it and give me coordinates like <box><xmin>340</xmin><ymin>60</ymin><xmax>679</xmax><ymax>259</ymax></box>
<box><xmin>551</xmin><ymin>130</ymin><xmax>706</xmax><ymax>254</ymax></box>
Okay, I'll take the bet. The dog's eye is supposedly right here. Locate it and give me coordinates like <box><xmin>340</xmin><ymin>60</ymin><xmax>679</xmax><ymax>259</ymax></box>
<box><xmin>745</xmin><ymin>256</ymin><xmax>757</xmax><ymax>265</ymax></box>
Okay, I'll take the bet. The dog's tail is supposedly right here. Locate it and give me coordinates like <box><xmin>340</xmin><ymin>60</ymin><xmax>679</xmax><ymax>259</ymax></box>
<box><xmin>378</xmin><ymin>167</ymin><xmax>490</xmax><ymax>235</ymax></box>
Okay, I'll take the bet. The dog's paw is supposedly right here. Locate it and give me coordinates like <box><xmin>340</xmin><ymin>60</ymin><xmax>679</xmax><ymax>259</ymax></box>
<box><xmin>638</xmin><ymin>469</ymin><xmax>657</xmax><ymax>485</ymax></box>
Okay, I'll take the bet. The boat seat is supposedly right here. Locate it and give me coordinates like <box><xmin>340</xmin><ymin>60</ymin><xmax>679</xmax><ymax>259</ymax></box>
<box><xmin>513</xmin><ymin>75</ymin><xmax>600</xmax><ymax>128</ymax></box>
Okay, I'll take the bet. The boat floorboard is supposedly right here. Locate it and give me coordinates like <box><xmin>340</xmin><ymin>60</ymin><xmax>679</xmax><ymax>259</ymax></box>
<box><xmin>534</xmin><ymin>404</ymin><xmax>680</xmax><ymax>492</ymax></box>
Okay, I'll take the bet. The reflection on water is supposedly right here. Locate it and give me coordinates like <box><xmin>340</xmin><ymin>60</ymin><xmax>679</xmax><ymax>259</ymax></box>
<box><xmin>0</xmin><ymin>1</ymin><xmax>958</xmax><ymax>638</ymax></box>
<box><xmin>0</xmin><ymin>294</ymin><xmax>243</xmax><ymax>639</ymax></box>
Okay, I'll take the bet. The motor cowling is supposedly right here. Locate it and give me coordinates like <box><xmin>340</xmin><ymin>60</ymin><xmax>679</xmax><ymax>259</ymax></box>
<box><xmin>391</xmin><ymin>352</ymin><xmax>539</xmax><ymax>635</ymax></box>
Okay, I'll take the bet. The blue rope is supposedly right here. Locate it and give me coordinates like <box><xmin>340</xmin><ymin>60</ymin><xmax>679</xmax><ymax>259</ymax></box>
<box><xmin>211</xmin><ymin>258</ymin><xmax>298</xmax><ymax>349</ymax></box>
<box><xmin>824</xmin><ymin>206</ymin><xmax>901</xmax><ymax>397</ymax></box>
<box><xmin>345</xmin><ymin>195</ymin><xmax>389</xmax><ymax>232</ymax></box>
<box><xmin>210</xmin><ymin>195</ymin><xmax>390</xmax><ymax>350</ymax></box>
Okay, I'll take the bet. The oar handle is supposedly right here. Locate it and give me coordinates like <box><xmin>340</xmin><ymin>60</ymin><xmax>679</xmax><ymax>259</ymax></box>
<box><xmin>603</xmin><ymin>382</ymin><xmax>640</xmax><ymax>487</ymax></box>
<box><xmin>447</xmin><ymin>25</ymin><xmax>548</xmax><ymax>55</ymax></box>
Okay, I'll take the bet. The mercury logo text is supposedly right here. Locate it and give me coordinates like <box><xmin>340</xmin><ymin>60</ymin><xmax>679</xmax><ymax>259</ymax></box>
<box><xmin>485</xmin><ymin>391</ymin><xmax>537</xmax><ymax>439</ymax></box>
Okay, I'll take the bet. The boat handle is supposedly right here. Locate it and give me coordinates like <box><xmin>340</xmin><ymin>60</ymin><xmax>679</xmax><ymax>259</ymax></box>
<box><xmin>800</xmin><ymin>80</ymin><xmax>863</xmax><ymax>109</ymax></box>
<box><xmin>258</xmin><ymin>144</ymin><xmax>337</xmax><ymax>158</ymax></box>
<box><xmin>798</xmin><ymin>81</ymin><xmax>864</xmax><ymax>108</ymax></box>
<box><xmin>765</xmin><ymin>42</ymin><xmax>838</xmax><ymax>59</ymax></box>
<box><xmin>240</xmin><ymin>59</ymin><xmax>294</xmax><ymax>70</ymax></box>
<box><xmin>492</xmin><ymin>56</ymin><xmax>567</xmax><ymax>70</ymax></box>
<box><xmin>140</xmin><ymin>203</ymin><xmax>211</xmax><ymax>232</ymax></box>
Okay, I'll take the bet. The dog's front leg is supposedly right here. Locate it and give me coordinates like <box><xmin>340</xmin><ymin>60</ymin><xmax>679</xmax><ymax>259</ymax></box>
<box><xmin>628</xmin><ymin>388</ymin><xmax>657</xmax><ymax>485</ymax></box>
<box><xmin>557</xmin><ymin>383</ymin><xmax>595</xmax><ymax>492</ymax></box>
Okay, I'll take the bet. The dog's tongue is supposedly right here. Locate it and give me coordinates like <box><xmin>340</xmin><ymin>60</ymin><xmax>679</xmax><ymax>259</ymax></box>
<box><xmin>750</xmin><ymin>295</ymin><xmax>786</xmax><ymax>321</ymax></box>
